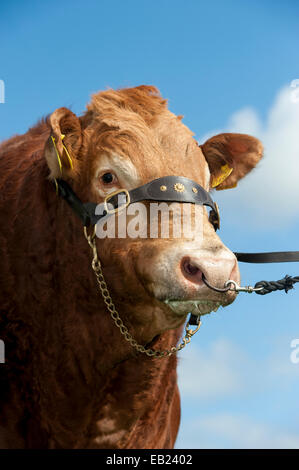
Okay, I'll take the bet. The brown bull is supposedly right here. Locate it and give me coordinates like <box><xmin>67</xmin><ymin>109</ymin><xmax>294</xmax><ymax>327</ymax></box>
<box><xmin>0</xmin><ymin>85</ymin><xmax>263</xmax><ymax>448</ymax></box>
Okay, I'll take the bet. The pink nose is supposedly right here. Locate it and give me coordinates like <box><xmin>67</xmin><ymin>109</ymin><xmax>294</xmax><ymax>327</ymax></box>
<box><xmin>181</xmin><ymin>255</ymin><xmax>239</xmax><ymax>288</ymax></box>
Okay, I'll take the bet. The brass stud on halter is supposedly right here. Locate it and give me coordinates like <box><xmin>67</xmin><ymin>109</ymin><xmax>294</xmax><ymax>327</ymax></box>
<box><xmin>83</xmin><ymin>225</ymin><xmax>202</xmax><ymax>358</ymax></box>
<box><xmin>173</xmin><ymin>183</ymin><xmax>185</xmax><ymax>193</ymax></box>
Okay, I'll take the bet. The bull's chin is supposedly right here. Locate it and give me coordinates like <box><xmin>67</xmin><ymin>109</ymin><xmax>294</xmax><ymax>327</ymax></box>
<box><xmin>163</xmin><ymin>299</ymin><xmax>222</xmax><ymax>316</ymax></box>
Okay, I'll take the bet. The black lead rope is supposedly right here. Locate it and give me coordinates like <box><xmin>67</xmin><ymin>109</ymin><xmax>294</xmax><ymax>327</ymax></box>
<box><xmin>234</xmin><ymin>251</ymin><xmax>299</xmax><ymax>296</ymax></box>
<box><xmin>200</xmin><ymin>251</ymin><xmax>299</xmax><ymax>299</ymax></box>
<box><xmin>253</xmin><ymin>275</ymin><xmax>299</xmax><ymax>295</ymax></box>
<box><xmin>189</xmin><ymin>272</ymin><xmax>299</xmax><ymax>325</ymax></box>
<box><xmin>234</xmin><ymin>251</ymin><xmax>299</xmax><ymax>264</ymax></box>
<box><xmin>201</xmin><ymin>273</ymin><xmax>299</xmax><ymax>296</ymax></box>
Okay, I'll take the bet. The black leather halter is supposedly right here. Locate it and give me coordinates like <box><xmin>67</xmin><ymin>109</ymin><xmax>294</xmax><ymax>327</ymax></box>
<box><xmin>54</xmin><ymin>175</ymin><xmax>220</xmax><ymax>230</ymax></box>
<box><xmin>54</xmin><ymin>176</ymin><xmax>299</xmax><ymax>264</ymax></box>
<box><xmin>53</xmin><ymin>174</ymin><xmax>299</xmax><ymax>322</ymax></box>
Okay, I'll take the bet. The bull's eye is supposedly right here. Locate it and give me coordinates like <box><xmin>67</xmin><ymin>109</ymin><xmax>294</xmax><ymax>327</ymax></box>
<box><xmin>100</xmin><ymin>172</ymin><xmax>118</xmax><ymax>185</ymax></box>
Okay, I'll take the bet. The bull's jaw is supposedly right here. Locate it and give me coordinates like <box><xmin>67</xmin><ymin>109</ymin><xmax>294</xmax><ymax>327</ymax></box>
<box><xmin>163</xmin><ymin>299</ymin><xmax>222</xmax><ymax>316</ymax></box>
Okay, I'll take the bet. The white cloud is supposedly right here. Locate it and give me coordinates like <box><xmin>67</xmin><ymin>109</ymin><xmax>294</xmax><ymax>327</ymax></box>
<box><xmin>200</xmin><ymin>85</ymin><xmax>299</xmax><ymax>228</ymax></box>
<box><xmin>176</xmin><ymin>413</ymin><xmax>299</xmax><ymax>449</ymax></box>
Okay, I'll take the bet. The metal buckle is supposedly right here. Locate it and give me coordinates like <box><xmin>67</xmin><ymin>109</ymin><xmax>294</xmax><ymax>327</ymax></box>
<box><xmin>104</xmin><ymin>189</ymin><xmax>130</xmax><ymax>215</ymax></box>
<box><xmin>224</xmin><ymin>280</ymin><xmax>264</xmax><ymax>293</ymax></box>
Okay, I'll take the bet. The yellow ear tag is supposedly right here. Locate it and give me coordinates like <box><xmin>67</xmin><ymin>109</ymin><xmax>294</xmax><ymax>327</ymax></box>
<box><xmin>216</xmin><ymin>181</ymin><xmax>237</xmax><ymax>191</ymax></box>
<box><xmin>211</xmin><ymin>164</ymin><xmax>233</xmax><ymax>188</ymax></box>
<box><xmin>51</xmin><ymin>136</ymin><xmax>63</xmax><ymax>175</ymax></box>
<box><xmin>61</xmin><ymin>134</ymin><xmax>74</xmax><ymax>170</ymax></box>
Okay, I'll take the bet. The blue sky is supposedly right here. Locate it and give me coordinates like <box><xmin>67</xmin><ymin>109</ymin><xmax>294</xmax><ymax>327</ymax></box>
<box><xmin>1</xmin><ymin>0</ymin><xmax>299</xmax><ymax>449</ymax></box>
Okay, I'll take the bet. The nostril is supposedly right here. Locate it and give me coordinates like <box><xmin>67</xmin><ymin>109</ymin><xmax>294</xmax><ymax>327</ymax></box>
<box><xmin>181</xmin><ymin>257</ymin><xmax>203</xmax><ymax>283</ymax></box>
<box><xmin>184</xmin><ymin>262</ymin><xmax>199</xmax><ymax>276</ymax></box>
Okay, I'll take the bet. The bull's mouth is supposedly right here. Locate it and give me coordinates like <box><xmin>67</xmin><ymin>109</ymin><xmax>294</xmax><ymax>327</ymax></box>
<box><xmin>163</xmin><ymin>299</ymin><xmax>222</xmax><ymax>316</ymax></box>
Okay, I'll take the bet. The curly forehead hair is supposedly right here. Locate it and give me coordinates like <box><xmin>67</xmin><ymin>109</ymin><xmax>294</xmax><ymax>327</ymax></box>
<box><xmin>84</xmin><ymin>85</ymin><xmax>168</xmax><ymax>127</ymax></box>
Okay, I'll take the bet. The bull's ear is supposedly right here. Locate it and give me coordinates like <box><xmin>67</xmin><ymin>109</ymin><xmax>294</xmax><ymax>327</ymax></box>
<box><xmin>200</xmin><ymin>133</ymin><xmax>263</xmax><ymax>190</ymax></box>
<box><xmin>44</xmin><ymin>107</ymin><xmax>82</xmax><ymax>179</ymax></box>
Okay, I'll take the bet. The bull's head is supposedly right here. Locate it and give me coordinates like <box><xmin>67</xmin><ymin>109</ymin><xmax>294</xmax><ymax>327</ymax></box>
<box><xmin>44</xmin><ymin>86</ymin><xmax>263</xmax><ymax>342</ymax></box>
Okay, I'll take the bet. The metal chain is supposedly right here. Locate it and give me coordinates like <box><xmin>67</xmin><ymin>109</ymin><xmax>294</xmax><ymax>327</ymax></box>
<box><xmin>83</xmin><ymin>226</ymin><xmax>201</xmax><ymax>358</ymax></box>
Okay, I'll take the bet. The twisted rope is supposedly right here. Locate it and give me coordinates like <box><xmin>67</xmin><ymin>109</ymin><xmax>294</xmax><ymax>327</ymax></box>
<box><xmin>254</xmin><ymin>275</ymin><xmax>299</xmax><ymax>295</ymax></box>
